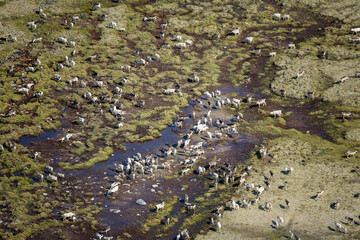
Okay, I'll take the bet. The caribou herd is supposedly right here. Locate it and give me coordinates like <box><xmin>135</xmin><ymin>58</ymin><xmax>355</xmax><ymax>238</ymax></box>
<box><xmin>2</xmin><ymin>4</ymin><xmax>359</xmax><ymax>240</ymax></box>
<box><xmin>106</xmin><ymin>89</ymin><xmax>245</xmax><ymax>192</ymax></box>
<box><xmin>100</xmin><ymin>77</ymin><xmax>359</xmax><ymax>239</ymax></box>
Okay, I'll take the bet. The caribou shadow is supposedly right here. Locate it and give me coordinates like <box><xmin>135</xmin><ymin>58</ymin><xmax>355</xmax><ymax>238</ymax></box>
<box><xmin>209</xmin><ymin>227</ymin><xmax>217</xmax><ymax>232</ymax></box>
<box><xmin>328</xmin><ymin>226</ymin><xmax>336</xmax><ymax>232</ymax></box>
<box><xmin>310</xmin><ymin>195</ymin><xmax>318</xmax><ymax>199</ymax></box>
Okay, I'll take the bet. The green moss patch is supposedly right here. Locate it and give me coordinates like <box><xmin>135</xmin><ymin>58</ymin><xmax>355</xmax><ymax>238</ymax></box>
<box><xmin>58</xmin><ymin>146</ymin><xmax>113</xmax><ymax>170</ymax></box>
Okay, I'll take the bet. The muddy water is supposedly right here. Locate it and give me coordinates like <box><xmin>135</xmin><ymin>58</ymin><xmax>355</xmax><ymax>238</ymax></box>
<box><xmin>93</xmin><ymin>133</ymin><xmax>258</xmax><ymax>240</ymax></box>
<box><xmin>67</xmin><ymin>85</ymin><xmax>254</xmax><ymax>177</ymax></box>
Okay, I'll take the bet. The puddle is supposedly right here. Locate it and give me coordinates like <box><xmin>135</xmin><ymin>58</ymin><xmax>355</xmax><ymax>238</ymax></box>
<box><xmin>19</xmin><ymin>127</ymin><xmax>63</xmax><ymax>147</ymax></box>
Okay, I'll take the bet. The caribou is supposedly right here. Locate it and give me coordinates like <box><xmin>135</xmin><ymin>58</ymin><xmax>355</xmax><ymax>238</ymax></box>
<box><xmin>18</xmin><ymin>88</ymin><xmax>30</xmax><ymax>95</ymax></box>
<box><xmin>106</xmin><ymin>182</ymin><xmax>120</xmax><ymax>195</ymax></box>
<box><xmin>269</xmin><ymin>52</ymin><xmax>277</xmax><ymax>57</ymax></box>
<box><xmin>92</xmin><ymin>3</ymin><xmax>101</xmax><ymax>9</ymax></box>
<box><xmin>27</xmin><ymin>21</ymin><xmax>37</xmax><ymax>30</ymax></box>
<box><xmin>160</xmin><ymin>23</ymin><xmax>167</xmax><ymax>29</ymax></box>
<box><xmin>58</xmin><ymin>37</ymin><xmax>67</xmax><ymax>44</ymax></box>
<box><xmin>288</xmin><ymin>43</ymin><xmax>296</xmax><ymax>49</ymax></box>
<box><xmin>339</xmin><ymin>76</ymin><xmax>348</xmax><ymax>83</ymax></box>
<box><xmin>143</xmin><ymin>16</ymin><xmax>157</xmax><ymax>22</ymax></box>
<box><xmin>173</xmin><ymin>35</ymin><xmax>182</xmax><ymax>41</ymax></box>
<box><xmin>185</xmin><ymin>39</ymin><xmax>193</xmax><ymax>45</ymax></box>
<box><xmin>232</xmin><ymin>28</ymin><xmax>240</xmax><ymax>35</ymax></box>
<box><xmin>282</xmin><ymin>15</ymin><xmax>290</xmax><ymax>20</ymax></box>
<box><xmin>350</xmin><ymin>27</ymin><xmax>360</xmax><ymax>34</ymax></box>
<box><xmin>342</xmin><ymin>112</ymin><xmax>352</xmax><ymax>119</ymax></box>
<box><xmin>176</xmin><ymin>42</ymin><xmax>187</xmax><ymax>48</ymax></box>
<box><xmin>215</xmin><ymin>222</ymin><xmax>221</xmax><ymax>231</ymax></box>
<box><xmin>270</xmin><ymin>110</ymin><xmax>283</xmax><ymax>118</ymax></box>
<box><xmin>164</xmin><ymin>89</ymin><xmax>176</xmax><ymax>95</ymax></box>
<box><xmin>272</xmin><ymin>13</ymin><xmax>281</xmax><ymax>20</ymax></box>
<box><xmin>256</xmin><ymin>99</ymin><xmax>266</xmax><ymax>108</ymax></box>
<box><xmin>244</xmin><ymin>37</ymin><xmax>253</xmax><ymax>43</ymax></box>
<box><xmin>296</xmin><ymin>70</ymin><xmax>305</xmax><ymax>78</ymax></box>
<box><xmin>231</xmin><ymin>200</ymin><xmax>240</xmax><ymax>210</ymax></box>
<box><xmin>108</xmin><ymin>22</ymin><xmax>117</xmax><ymax>28</ymax></box>
<box><xmin>264</xmin><ymin>201</ymin><xmax>272</xmax><ymax>211</ymax></box>
<box><xmin>314</xmin><ymin>190</ymin><xmax>324</xmax><ymax>199</ymax></box>
<box><xmin>156</xmin><ymin>202</ymin><xmax>165</xmax><ymax>213</ymax></box>
<box><xmin>346</xmin><ymin>150</ymin><xmax>357</xmax><ymax>158</ymax></box>
<box><xmin>63</xmin><ymin>212</ymin><xmax>76</xmax><ymax>221</ymax></box>
<box><xmin>277</xmin><ymin>216</ymin><xmax>284</xmax><ymax>225</ymax></box>
<box><xmin>121</xmin><ymin>65</ymin><xmax>131</xmax><ymax>72</ymax></box>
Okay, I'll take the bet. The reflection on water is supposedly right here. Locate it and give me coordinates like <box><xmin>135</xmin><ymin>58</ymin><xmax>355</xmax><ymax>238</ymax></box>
<box><xmin>19</xmin><ymin>128</ymin><xmax>63</xmax><ymax>147</ymax></box>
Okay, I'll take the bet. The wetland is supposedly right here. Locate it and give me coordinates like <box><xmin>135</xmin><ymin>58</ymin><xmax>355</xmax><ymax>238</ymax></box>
<box><xmin>0</xmin><ymin>0</ymin><xmax>359</xmax><ymax>239</ymax></box>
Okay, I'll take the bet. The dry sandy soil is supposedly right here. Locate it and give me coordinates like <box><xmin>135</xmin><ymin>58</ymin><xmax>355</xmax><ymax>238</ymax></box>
<box><xmin>196</xmin><ymin>143</ymin><xmax>360</xmax><ymax>240</ymax></box>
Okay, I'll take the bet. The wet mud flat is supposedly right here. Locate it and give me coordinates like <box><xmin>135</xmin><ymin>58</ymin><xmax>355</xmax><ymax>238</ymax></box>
<box><xmin>58</xmin><ymin>99</ymin><xmax>260</xmax><ymax>240</ymax></box>
<box><xmin>20</xmin><ymin>90</ymin><xmax>260</xmax><ymax>240</ymax></box>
